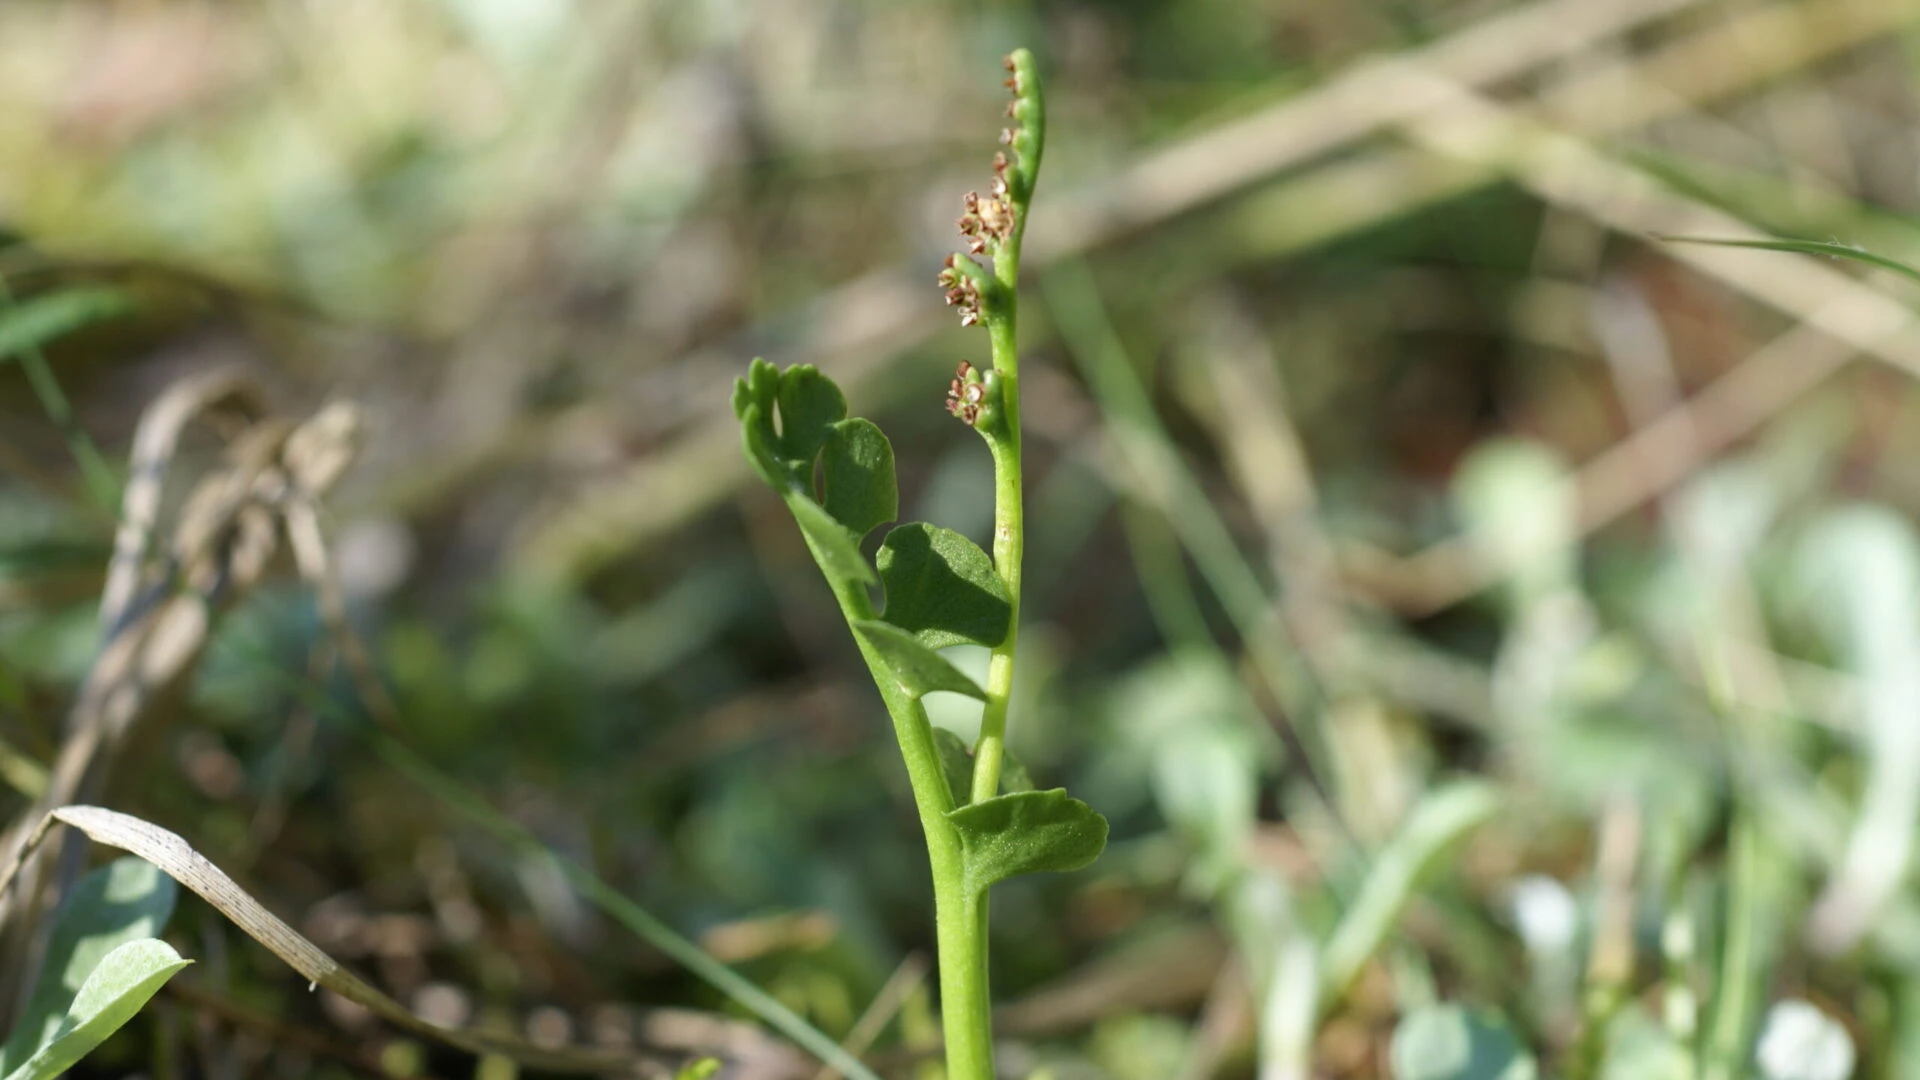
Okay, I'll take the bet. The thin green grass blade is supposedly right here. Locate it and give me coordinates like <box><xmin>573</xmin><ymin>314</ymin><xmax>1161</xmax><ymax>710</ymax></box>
<box><xmin>218</xmin><ymin>629</ymin><xmax>883</xmax><ymax>1080</ymax></box>
<box><xmin>373</xmin><ymin>737</ymin><xmax>884</xmax><ymax>1080</ymax></box>
<box><xmin>1320</xmin><ymin>782</ymin><xmax>1500</xmax><ymax>1007</ymax></box>
<box><xmin>1656</xmin><ymin>235</ymin><xmax>1920</xmax><ymax>287</ymax></box>
<box><xmin>0</xmin><ymin>281</ymin><xmax>130</xmax><ymax>512</ymax></box>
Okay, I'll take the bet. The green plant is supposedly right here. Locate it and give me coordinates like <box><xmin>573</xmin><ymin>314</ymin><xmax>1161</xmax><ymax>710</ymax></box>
<box><xmin>0</xmin><ymin>857</ymin><xmax>186</xmax><ymax>1080</ymax></box>
<box><xmin>732</xmin><ymin>49</ymin><xmax>1107</xmax><ymax>1080</ymax></box>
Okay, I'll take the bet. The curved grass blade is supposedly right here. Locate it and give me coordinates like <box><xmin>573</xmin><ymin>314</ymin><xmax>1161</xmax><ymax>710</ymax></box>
<box><xmin>33</xmin><ymin>806</ymin><xmax>648</xmax><ymax>1076</ymax></box>
<box><xmin>1320</xmin><ymin>782</ymin><xmax>1500</xmax><ymax>1007</ymax></box>
<box><xmin>0</xmin><ymin>283</ymin><xmax>130</xmax><ymax>511</ymax></box>
<box><xmin>1655</xmin><ymin>235</ymin><xmax>1920</xmax><ymax>287</ymax></box>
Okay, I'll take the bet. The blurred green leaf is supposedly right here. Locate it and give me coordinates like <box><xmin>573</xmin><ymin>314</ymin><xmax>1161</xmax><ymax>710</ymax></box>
<box><xmin>0</xmin><ymin>939</ymin><xmax>190</xmax><ymax>1080</ymax></box>
<box><xmin>852</xmin><ymin>619</ymin><xmax>986</xmax><ymax>702</ymax></box>
<box><xmin>821</xmin><ymin>418</ymin><xmax>897</xmax><ymax>538</ymax></box>
<box><xmin>1322</xmin><ymin>782</ymin><xmax>1500</xmax><ymax>1004</ymax></box>
<box><xmin>947</xmin><ymin>789</ymin><xmax>1108</xmax><ymax>894</ymax></box>
<box><xmin>0</xmin><ymin>857</ymin><xmax>178</xmax><ymax>1076</ymax></box>
<box><xmin>673</xmin><ymin>1059</ymin><xmax>721</xmax><ymax>1080</ymax></box>
<box><xmin>1389</xmin><ymin>1005</ymin><xmax>1536</xmax><ymax>1080</ymax></box>
<box><xmin>877</xmin><ymin>523</ymin><xmax>1010</xmax><ymax>649</ymax></box>
<box><xmin>0</xmin><ymin>288</ymin><xmax>130</xmax><ymax>364</ymax></box>
<box><xmin>1452</xmin><ymin>439</ymin><xmax>1575</xmax><ymax>610</ymax></box>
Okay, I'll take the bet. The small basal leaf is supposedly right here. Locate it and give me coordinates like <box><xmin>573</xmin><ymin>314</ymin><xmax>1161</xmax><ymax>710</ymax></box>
<box><xmin>821</xmin><ymin>419</ymin><xmax>898</xmax><ymax>538</ymax></box>
<box><xmin>1389</xmin><ymin>1005</ymin><xmax>1537</xmax><ymax>1080</ymax></box>
<box><xmin>0</xmin><ymin>857</ymin><xmax>178</xmax><ymax>1076</ymax></box>
<box><xmin>931</xmin><ymin>726</ymin><xmax>974</xmax><ymax>806</ymax></box>
<box><xmin>947</xmin><ymin>789</ymin><xmax>1108</xmax><ymax>895</ymax></box>
<box><xmin>1</xmin><ymin>938</ymin><xmax>191</xmax><ymax>1080</ymax></box>
<box><xmin>853</xmin><ymin>620</ymin><xmax>986</xmax><ymax>702</ymax></box>
<box><xmin>786</xmin><ymin>493</ymin><xmax>875</xmax><ymax>588</ymax></box>
<box><xmin>877</xmin><ymin>523</ymin><xmax>1010</xmax><ymax>649</ymax></box>
<box><xmin>774</xmin><ymin>365</ymin><xmax>847</xmax><ymax>464</ymax></box>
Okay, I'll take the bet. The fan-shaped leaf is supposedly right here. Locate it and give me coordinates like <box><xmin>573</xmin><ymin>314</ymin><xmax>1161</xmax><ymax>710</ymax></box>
<box><xmin>878</xmin><ymin>524</ymin><xmax>1010</xmax><ymax>649</ymax></box>
<box><xmin>853</xmin><ymin>620</ymin><xmax>985</xmax><ymax>701</ymax></box>
<box><xmin>947</xmin><ymin>789</ymin><xmax>1107</xmax><ymax>895</ymax></box>
<box><xmin>1389</xmin><ymin>1005</ymin><xmax>1536</xmax><ymax>1080</ymax></box>
<box><xmin>774</xmin><ymin>366</ymin><xmax>847</xmax><ymax>464</ymax></box>
<box><xmin>822</xmin><ymin>419</ymin><xmax>897</xmax><ymax>538</ymax></box>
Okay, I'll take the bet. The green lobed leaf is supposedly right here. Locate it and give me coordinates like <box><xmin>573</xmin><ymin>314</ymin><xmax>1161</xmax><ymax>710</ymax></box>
<box><xmin>821</xmin><ymin>419</ymin><xmax>898</xmax><ymax>538</ymax></box>
<box><xmin>853</xmin><ymin>620</ymin><xmax>985</xmax><ymax>701</ymax></box>
<box><xmin>947</xmin><ymin>789</ymin><xmax>1108</xmax><ymax>895</ymax></box>
<box><xmin>1</xmin><ymin>939</ymin><xmax>191</xmax><ymax>1080</ymax></box>
<box><xmin>877</xmin><ymin>523</ymin><xmax>1011</xmax><ymax>649</ymax></box>
<box><xmin>785</xmin><ymin>493</ymin><xmax>875</xmax><ymax>589</ymax></box>
<box><xmin>737</xmin><ymin>402</ymin><xmax>787</xmax><ymax>489</ymax></box>
<box><xmin>932</xmin><ymin>726</ymin><xmax>974</xmax><ymax>806</ymax></box>
<box><xmin>1389</xmin><ymin>1005</ymin><xmax>1537</xmax><ymax>1080</ymax></box>
<box><xmin>0</xmin><ymin>857</ymin><xmax>178</xmax><ymax>1076</ymax></box>
<box><xmin>774</xmin><ymin>366</ymin><xmax>847</xmax><ymax>466</ymax></box>
<box><xmin>732</xmin><ymin>360</ymin><xmax>853</xmax><ymax>489</ymax></box>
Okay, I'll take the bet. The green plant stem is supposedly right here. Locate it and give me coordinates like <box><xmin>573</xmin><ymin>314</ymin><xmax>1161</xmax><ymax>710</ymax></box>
<box><xmin>971</xmin><ymin>226</ymin><xmax>1026</xmax><ymax>809</ymax></box>
<box><xmin>798</xmin><ymin>525</ymin><xmax>995</xmax><ymax>1080</ymax></box>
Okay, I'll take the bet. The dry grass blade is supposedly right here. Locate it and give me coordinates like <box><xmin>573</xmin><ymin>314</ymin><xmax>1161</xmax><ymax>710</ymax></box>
<box><xmin>0</xmin><ymin>372</ymin><xmax>363</xmax><ymax>1018</ymax></box>
<box><xmin>36</xmin><ymin>806</ymin><xmax>660</xmax><ymax>1077</ymax></box>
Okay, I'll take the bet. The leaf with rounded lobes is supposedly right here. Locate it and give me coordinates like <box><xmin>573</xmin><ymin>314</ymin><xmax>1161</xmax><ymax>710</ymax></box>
<box><xmin>931</xmin><ymin>726</ymin><xmax>974</xmax><ymax>807</ymax></box>
<box><xmin>822</xmin><ymin>419</ymin><xmax>897</xmax><ymax>539</ymax></box>
<box><xmin>786</xmin><ymin>493</ymin><xmax>874</xmax><ymax>589</ymax></box>
<box><xmin>947</xmin><ymin>789</ymin><xmax>1107</xmax><ymax>895</ymax></box>
<box><xmin>877</xmin><ymin>524</ymin><xmax>1010</xmax><ymax>649</ymax></box>
<box><xmin>853</xmin><ymin>621</ymin><xmax>986</xmax><ymax>702</ymax></box>
<box><xmin>0</xmin><ymin>857</ymin><xmax>178</xmax><ymax>1077</ymax></box>
<box><xmin>732</xmin><ymin>361</ymin><xmax>850</xmax><ymax>489</ymax></box>
<box><xmin>737</xmin><ymin>403</ymin><xmax>787</xmax><ymax>489</ymax></box>
<box><xmin>1</xmin><ymin>938</ymin><xmax>191</xmax><ymax>1080</ymax></box>
<box><xmin>774</xmin><ymin>365</ymin><xmax>847</xmax><ymax>465</ymax></box>
<box><xmin>1389</xmin><ymin>1005</ymin><xmax>1536</xmax><ymax>1080</ymax></box>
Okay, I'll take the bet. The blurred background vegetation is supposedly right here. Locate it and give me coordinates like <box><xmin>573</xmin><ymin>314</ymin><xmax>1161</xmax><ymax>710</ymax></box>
<box><xmin>3</xmin><ymin>0</ymin><xmax>1920</xmax><ymax>1077</ymax></box>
